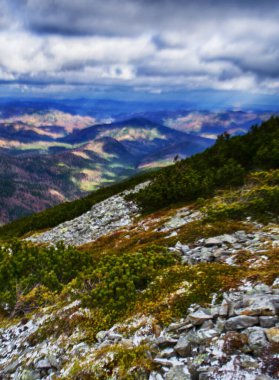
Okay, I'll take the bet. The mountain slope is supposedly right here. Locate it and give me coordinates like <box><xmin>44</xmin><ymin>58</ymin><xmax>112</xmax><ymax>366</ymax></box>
<box><xmin>0</xmin><ymin>135</ymin><xmax>278</xmax><ymax>379</ymax></box>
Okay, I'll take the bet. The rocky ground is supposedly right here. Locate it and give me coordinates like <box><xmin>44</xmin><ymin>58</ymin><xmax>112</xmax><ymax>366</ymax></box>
<box><xmin>1</xmin><ymin>225</ymin><xmax>278</xmax><ymax>378</ymax></box>
<box><xmin>1</xmin><ymin>184</ymin><xmax>278</xmax><ymax>379</ymax></box>
<box><xmin>26</xmin><ymin>182</ymin><xmax>149</xmax><ymax>246</ymax></box>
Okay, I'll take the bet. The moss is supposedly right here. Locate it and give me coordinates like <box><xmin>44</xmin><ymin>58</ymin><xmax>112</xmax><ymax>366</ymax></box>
<box><xmin>136</xmin><ymin>263</ymin><xmax>242</xmax><ymax>325</ymax></box>
<box><xmin>67</xmin><ymin>343</ymin><xmax>156</xmax><ymax>380</ymax></box>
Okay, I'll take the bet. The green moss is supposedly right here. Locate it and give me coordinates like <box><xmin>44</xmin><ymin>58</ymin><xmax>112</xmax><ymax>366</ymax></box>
<box><xmin>137</xmin><ymin>263</ymin><xmax>242</xmax><ymax>324</ymax></box>
<box><xmin>67</xmin><ymin>343</ymin><xmax>156</xmax><ymax>380</ymax></box>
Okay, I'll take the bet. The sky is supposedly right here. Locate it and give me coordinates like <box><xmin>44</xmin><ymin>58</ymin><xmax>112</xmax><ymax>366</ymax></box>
<box><xmin>0</xmin><ymin>0</ymin><xmax>279</xmax><ymax>107</ymax></box>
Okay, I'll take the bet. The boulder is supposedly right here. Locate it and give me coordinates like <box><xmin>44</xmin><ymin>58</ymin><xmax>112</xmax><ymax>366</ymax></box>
<box><xmin>225</xmin><ymin>316</ymin><xmax>258</xmax><ymax>330</ymax></box>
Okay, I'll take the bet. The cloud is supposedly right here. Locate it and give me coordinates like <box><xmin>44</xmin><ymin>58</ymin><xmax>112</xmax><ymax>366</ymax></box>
<box><xmin>0</xmin><ymin>0</ymin><xmax>278</xmax><ymax>96</ymax></box>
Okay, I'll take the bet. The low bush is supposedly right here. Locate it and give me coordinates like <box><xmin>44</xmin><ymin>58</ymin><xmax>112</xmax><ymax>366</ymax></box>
<box><xmin>0</xmin><ymin>240</ymin><xmax>92</xmax><ymax>314</ymax></box>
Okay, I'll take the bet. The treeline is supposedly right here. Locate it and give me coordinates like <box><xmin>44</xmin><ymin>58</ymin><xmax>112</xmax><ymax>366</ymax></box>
<box><xmin>129</xmin><ymin>116</ymin><xmax>279</xmax><ymax>212</ymax></box>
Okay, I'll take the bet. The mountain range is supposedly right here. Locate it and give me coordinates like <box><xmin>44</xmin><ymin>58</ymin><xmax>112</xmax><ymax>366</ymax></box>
<box><xmin>0</xmin><ymin>114</ymin><xmax>213</xmax><ymax>224</ymax></box>
<box><xmin>0</xmin><ymin>101</ymin><xmax>276</xmax><ymax>225</ymax></box>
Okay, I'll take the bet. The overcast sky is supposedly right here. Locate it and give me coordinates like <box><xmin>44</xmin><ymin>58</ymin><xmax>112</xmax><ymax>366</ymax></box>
<box><xmin>0</xmin><ymin>0</ymin><xmax>279</xmax><ymax>104</ymax></box>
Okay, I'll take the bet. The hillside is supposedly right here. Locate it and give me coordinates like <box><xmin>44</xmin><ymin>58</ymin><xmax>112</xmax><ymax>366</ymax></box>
<box><xmin>0</xmin><ymin>117</ymin><xmax>278</xmax><ymax>379</ymax></box>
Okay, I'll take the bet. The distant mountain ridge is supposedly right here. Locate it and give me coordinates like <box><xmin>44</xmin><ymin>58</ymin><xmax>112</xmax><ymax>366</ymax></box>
<box><xmin>0</xmin><ymin>115</ymin><xmax>214</xmax><ymax>224</ymax></box>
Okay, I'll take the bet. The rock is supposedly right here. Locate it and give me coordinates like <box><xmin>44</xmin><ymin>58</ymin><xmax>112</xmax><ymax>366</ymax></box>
<box><xmin>239</xmin><ymin>354</ymin><xmax>259</xmax><ymax>369</ymax></box>
<box><xmin>272</xmin><ymin>278</ymin><xmax>279</xmax><ymax>288</ymax></box>
<box><xmin>165</xmin><ymin>366</ymin><xmax>191</xmax><ymax>380</ymax></box>
<box><xmin>259</xmin><ymin>316</ymin><xmax>278</xmax><ymax>328</ymax></box>
<box><xmin>188</xmin><ymin>309</ymin><xmax>213</xmax><ymax>326</ymax></box>
<box><xmin>219</xmin><ymin>234</ymin><xmax>237</xmax><ymax>244</ymax></box>
<box><xmin>36</xmin><ymin>358</ymin><xmax>52</xmax><ymax>369</ymax></box>
<box><xmin>174</xmin><ymin>335</ymin><xmax>191</xmax><ymax>357</ymax></box>
<box><xmin>218</xmin><ymin>299</ymin><xmax>230</xmax><ymax>317</ymax></box>
<box><xmin>156</xmin><ymin>336</ymin><xmax>178</xmax><ymax>348</ymax></box>
<box><xmin>149</xmin><ymin>372</ymin><xmax>164</xmax><ymax>380</ymax></box>
<box><xmin>200</xmin><ymin>320</ymin><xmax>215</xmax><ymax>330</ymax></box>
<box><xmin>247</xmin><ymin>327</ymin><xmax>267</xmax><ymax>354</ymax></box>
<box><xmin>159</xmin><ymin>347</ymin><xmax>176</xmax><ymax>358</ymax></box>
<box><xmin>153</xmin><ymin>358</ymin><xmax>174</xmax><ymax>367</ymax></box>
<box><xmin>3</xmin><ymin>358</ymin><xmax>21</xmax><ymax>373</ymax></box>
<box><xmin>212</xmin><ymin>248</ymin><xmax>223</xmax><ymax>258</ymax></box>
<box><xmin>265</xmin><ymin>327</ymin><xmax>279</xmax><ymax>343</ymax></box>
<box><xmin>20</xmin><ymin>369</ymin><xmax>40</xmax><ymax>380</ymax></box>
<box><xmin>204</xmin><ymin>238</ymin><xmax>222</xmax><ymax>247</ymax></box>
<box><xmin>234</xmin><ymin>295</ymin><xmax>276</xmax><ymax>316</ymax></box>
<box><xmin>96</xmin><ymin>330</ymin><xmax>108</xmax><ymax>342</ymax></box>
<box><xmin>216</xmin><ymin>318</ymin><xmax>226</xmax><ymax>333</ymax></box>
<box><xmin>166</xmin><ymin>321</ymin><xmax>192</xmax><ymax>333</ymax></box>
<box><xmin>225</xmin><ymin>316</ymin><xmax>259</xmax><ymax>330</ymax></box>
<box><xmin>107</xmin><ymin>332</ymin><xmax>122</xmax><ymax>341</ymax></box>
<box><xmin>71</xmin><ymin>342</ymin><xmax>89</xmax><ymax>356</ymax></box>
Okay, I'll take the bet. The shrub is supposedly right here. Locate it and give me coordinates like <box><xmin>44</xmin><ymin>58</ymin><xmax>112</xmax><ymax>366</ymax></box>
<box><xmin>79</xmin><ymin>247</ymin><xmax>175</xmax><ymax>319</ymax></box>
<box><xmin>0</xmin><ymin>240</ymin><xmax>92</xmax><ymax>314</ymax></box>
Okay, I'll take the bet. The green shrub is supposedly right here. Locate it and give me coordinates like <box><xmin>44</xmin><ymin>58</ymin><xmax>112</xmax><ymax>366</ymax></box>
<box><xmin>80</xmin><ymin>247</ymin><xmax>175</xmax><ymax>319</ymax></box>
<box><xmin>130</xmin><ymin>117</ymin><xmax>279</xmax><ymax>213</ymax></box>
<box><xmin>0</xmin><ymin>240</ymin><xmax>92</xmax><ymax>314</ymax></box>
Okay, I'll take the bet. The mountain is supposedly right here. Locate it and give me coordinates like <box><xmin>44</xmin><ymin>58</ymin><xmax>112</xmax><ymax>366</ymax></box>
<box><xmin>0</xmin><ymin>137</ymin><xmax>140</xmax><ymax>224</ymax></box>
<box><xmin>61</xmin><ymin>117</ymin><xmax>211</xmax><ymax>156</ymax></box>
<box><xmin>0</xmin><ymin>115</ymin><xmax>214</xmax><ymax>224</ymax></box>
<box><xmin>0</xmin><ymin>117</ymin><xmax>278</xmax><ymax>379</ymax></box>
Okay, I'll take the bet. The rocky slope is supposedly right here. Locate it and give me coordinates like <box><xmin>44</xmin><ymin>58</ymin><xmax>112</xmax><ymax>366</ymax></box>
<box><xmin>0</xmin><ymin>176</ymin><xmax>278</xmax><ymax>380</ymax></box>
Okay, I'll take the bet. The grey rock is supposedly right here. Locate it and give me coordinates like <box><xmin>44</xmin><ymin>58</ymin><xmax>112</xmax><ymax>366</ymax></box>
<box><xmin>259</xmin><ymin>316</ymin><xmax>279</xmax><ymax>328</ymax></box>
<box><xmin>225</xmin><ymin>316</ymin><xmax>259</xmax><ymax>330</ymax></box>
<box><xmin>174</xmin><ymin>335</ymin><xmax>191</xmax><ymax>357</ymax></box>
<box><xmin>3</xmin><ymin>358</ymin><xmax>20</xmax><ymax>373</ymax></box>
<box><xmin>153</xmin><ymin>358</ymin><xmax>174</xmax><ymax>367</ymax></box>
<box><xmin>219</xmin><ymin>234</ymin><xmax>237</xmax><ymax>244</ymax></box>
<box><xmin>156</xmin><ymin>336</ymin><xmax>178</xmax><ymax>348</ymax></box>
<box><xmin>96</xmin><ymin>330</ymin><xmax>108</xmax><ymax>342</ymax></box>
<box><xmin>71</xmin><ymin>342</ymin><xmax>89</xmax><ymax>356</ymax></box>
<box><xmin>165</xmin><ymin>366</ymin><xmax>191</xmax><ymax>380</ymax></box>
<box><xmin>247</xmin><ymin>327</ymin><xmax>267</xmax><ymax>354</ymax></box>
<box><xmin>19</xmin><ymin>370</ymin><xmax>40</xmax><ymax>380</ymax></box>
<box><xmin>149</xmin><ymin>372</ymin><xmax>164</xmax><ymax>380</ymax></box>
<box><xmin>36</xmin><ymin>359</ymin><xmax>52</xmax><ymax>370</ymax></box>
<box><xmin>188</xmin><ymin>309</ymin><xmax>213</xmax><ymax>325</ymax></box>
<box><xmin>200</xmin><ymin>320</ymin><xmax>215</xmax><ymax>330</ymax></box>
<box><xmin>159</xmin><ymin>347</ymin><xmax>176</xmax><ymax>358</ymax></box>
<box><xmin>204</xmin><ymin>238</ymin><xmax>222</xmax><ymax>247</ymax></box>
<box><xmin>107</xmin><ymin>332</ymin><xmax>122</xmax><ymax>341</ymax></box>
<box><xmin>18</xmin><ymin>369</ymin><xmax>40</xmax><ymax>380</ymax></box>
<box><xmin>218</xmin><ymin>299</ymin><xmax>230</xmax><ymax>317</ymax></box>
<box><xmin>234</xmin><ymin>295</ymin><xmax>276</xmax><ymax>316</ymax></box>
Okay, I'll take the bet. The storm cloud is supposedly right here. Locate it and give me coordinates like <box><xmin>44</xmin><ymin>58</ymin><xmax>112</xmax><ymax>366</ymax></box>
<box><xmin>0</xmin><ymin>0</ymin><xmax>279</xmax><ymax>96</ymax></box>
